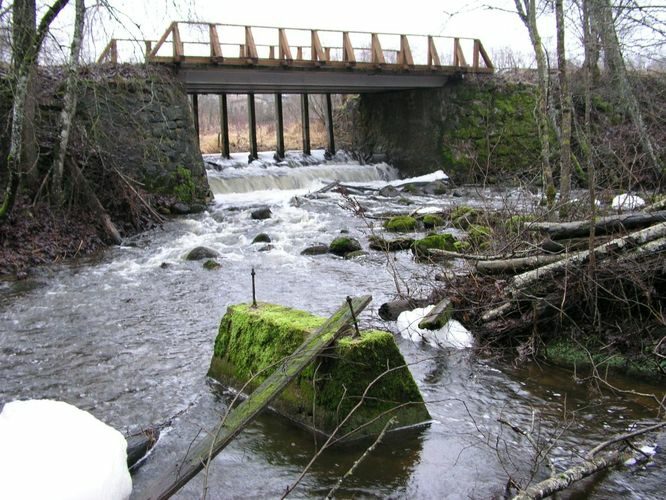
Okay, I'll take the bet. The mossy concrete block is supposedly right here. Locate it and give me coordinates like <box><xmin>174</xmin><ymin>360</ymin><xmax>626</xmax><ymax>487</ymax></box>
<box><xmin>209</xmin><ymin>303</ymin><xmax>430</xmax><ymax>440</ymax></box>
<box><xmin>421</xmin><ymin>214</ymin><xmax>444</xmax><ymax>229</ymax></box>
<box><xmin>384</xmin><ymin>215</ymin><xmax>418</xmax><ymax>232</ymax></box>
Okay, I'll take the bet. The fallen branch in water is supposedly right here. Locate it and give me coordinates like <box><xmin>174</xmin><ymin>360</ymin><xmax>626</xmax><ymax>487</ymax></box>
<box><xmin>512</xmin><ymin>421</ymin><xmax>665</xmax><ymax>500</ymax></box>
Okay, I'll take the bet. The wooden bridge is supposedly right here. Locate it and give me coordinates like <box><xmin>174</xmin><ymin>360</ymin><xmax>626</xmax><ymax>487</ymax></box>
<box><xmin>98</xmin><ymin>22</ymin><xmax>494</xmax><ymax>160</ymax></box>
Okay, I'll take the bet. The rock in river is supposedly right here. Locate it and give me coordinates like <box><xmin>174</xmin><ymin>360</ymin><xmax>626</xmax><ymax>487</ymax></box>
<box><xmin>185</xmin><ymin>246</ymin><xmax>220</xmax><ymax>261</ymax></box>
<box><xmin>251</xmin><ymin>207</ymin><xmax>272</xmax><ymax>220</ymax></box>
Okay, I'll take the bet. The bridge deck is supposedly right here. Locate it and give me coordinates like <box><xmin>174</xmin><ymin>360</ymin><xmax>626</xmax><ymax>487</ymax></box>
<box><xmin>99</xmin><ymin>22</ymin><xmax>494</xmax><ymax>93</ymax></box>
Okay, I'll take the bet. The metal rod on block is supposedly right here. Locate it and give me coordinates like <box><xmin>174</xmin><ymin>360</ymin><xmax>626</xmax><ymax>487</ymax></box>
<box><xmin>219</xmin><ymin>92</ymin><xmax>230</xmax><ymax>159</ymax></box>
<box><xmin>247</xmin><ymin>93</ymin><xmax>258</xmax><ymax>162</ymax></box>
<box><xmin>346</xmin><ymin>296</ymin><xmax>361</xmax><ymax>337</ymax></box>
<box><xmin>251</xmin><ymin>267</ymin><xmax>257</xmax><ymax>307</ymax></box>
<box><xmin>325</xmin><ymin>93</ymin><xmax>335</xmax><ymax>159</ymax></box>
<box><xmin>301</xmin><ymin>93</ymin><xmax>310</xmax><ymax>156</ymax></box>
<box><xmin>274</xmin><ymin>92</ymin><xmax>285</xmax><ymax>160</ymax></box>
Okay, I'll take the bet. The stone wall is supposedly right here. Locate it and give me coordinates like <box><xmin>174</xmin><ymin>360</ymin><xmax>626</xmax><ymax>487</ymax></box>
<box><xmin>72</xmin><ymin>66</ymin><xmax>209</xmax><ymax>205</ymax></box>
<box><xmin>354</xmin><ymin>77</ymin><xmax>541</xmax><ymax>184</ymax></box>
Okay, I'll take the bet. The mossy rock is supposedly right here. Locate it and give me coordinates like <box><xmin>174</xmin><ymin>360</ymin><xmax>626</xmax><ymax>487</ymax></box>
<box><xmin>384</xmin><ymin>215</ymin><xmax>418</xmax><ymax>232</ymax></box>
<box><xmin>450</xmin><ymin>206</ymin><xmax>479</xmax><ymax>229</ymax></box>
<box><xmin>344</xmin><ymin>250</ymin><xmax>368</xmax><ymax>260</ymax></box>
<box><xmin>412</xmin><ymin>233</ymin><xmax>457</xmax><ymax>256</ymax></box>
<box><xmin>209</xmin><ymin>303</ymin><xmax>430</xmax><ymax>439</ymax></box>
<box><xmin>329</xmin><ymin>236</ymin><xmax>362</xmax><ymax>256</ymax></box>
<box><xmin>453</xmin><ymin>240</ymin><xmax>471</xmax><ymax>252</ymax></box>
<box><xmin>368</xmin><ymin>235</ymin><xmax>414</xmax><ymax>252</ymax></box>
<box><xmin>203</xmin><ymin>259</ymin><xmax>221</xmax><ymax>270</ymax></box>
<box><xmin>252</xmin><ymin>233</ymin><xmax>271</xmax><ymax>244</ymax></box>
<box><xmin>421</xmin><ymin>214</ymin><xmax>444</xmax><ymax>229</ymax></box>
<box><xmin>467</xmin><ymin>224</ymin><xmax>492</xmax><ymax>248</ymax></box>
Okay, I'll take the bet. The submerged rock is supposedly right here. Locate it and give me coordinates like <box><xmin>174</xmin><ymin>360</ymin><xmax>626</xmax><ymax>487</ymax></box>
<box><xmin>251</xmin><ymin>207</ymin><xmax>272</xmax><ymax>220</ymax></box>
<box><xmin>251</xmin><ymin>233</ymin><xmax>271</xmax><ymax>244</ymax></box>
<box><xmin>378</xmin><ymin>185</ymin><xmax>400</xmax><ymax>197</ymax></box>
<box><xmin>171</xmin><ymin>202</ymin><xmax>191</xmax><ymax>215</ymax></box>
<box><xmin>344</xmin><ymin>250</ymin><xmax>368</xmax><ymax>260</ymax></box>
<box><xmin>368</xmin><ymin>235</ymin><xmax>414</xmax><ymax>252</ymax></box>
<box><xmin>301</xmin><ymin>243</ymin><xmax>329</xmax><ymax>255</ymax></box>
<box><xmin>209</xmin><ymin>303</ymin><xmax>431</xmax><ymax>439</ymax></box>
<box><xmin>329</xmin><ymin>236</ymin><xmax>362</xmax><ymax>257</ymax></box>
<box><xmin>203</xmin><ymin>259</ymin><xmax>221</xmax><ymax>270</ymax></box>
<box><xmin>185</xmin><ymin>246</ymin><xmax>219</xmax><ymax>261</ymax></box>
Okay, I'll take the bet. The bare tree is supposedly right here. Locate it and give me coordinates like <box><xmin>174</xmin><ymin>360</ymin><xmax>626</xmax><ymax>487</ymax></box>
<box><xmin>0</xmin><ymin>0</ymin><xmax>70</xmax><ymax>219</ymax></box>
<box><xmin>555</xmin><ymin>0</ymin><xmax>572</xmax><ymax>213</ymax></box>
<box><xmin>51</xmin><ymin>0</ymin><xmax>85</xmax><ymax>205</ymax></box>
<box><xmin>513</xmin><ymin>0</ymin><xmax>556</xmax><ymax>208</ymax></box>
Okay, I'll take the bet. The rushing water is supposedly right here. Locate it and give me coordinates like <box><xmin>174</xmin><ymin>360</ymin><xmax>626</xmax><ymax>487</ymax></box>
<box><xmin>1</xmin><ymin>153</ymin><xmax>664</xmax><ymax>499</ymax></box>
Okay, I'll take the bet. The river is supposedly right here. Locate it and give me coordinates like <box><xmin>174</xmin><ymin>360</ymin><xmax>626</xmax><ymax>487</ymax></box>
<box><xmin>1</xmin><ymin>152</ymin><xmax>663</xmax><ymax>499</ymax></box>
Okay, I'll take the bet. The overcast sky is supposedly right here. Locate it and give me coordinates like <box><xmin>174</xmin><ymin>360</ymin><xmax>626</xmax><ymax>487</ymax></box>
<box><xmin>66</xmin><ymin>0</ymin><xmax>553</xmax><ymax>66</ymax></box>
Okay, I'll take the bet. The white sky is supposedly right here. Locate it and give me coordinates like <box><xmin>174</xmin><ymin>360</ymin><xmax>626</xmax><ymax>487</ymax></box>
<box><xmin>48</xmin><ymin>0</ymin><xmax>554</xmax><ymax>66</ymax></box>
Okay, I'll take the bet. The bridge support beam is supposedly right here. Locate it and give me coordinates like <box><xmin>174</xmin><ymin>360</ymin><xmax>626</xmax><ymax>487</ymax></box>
<box><xmin>301</xmin><ymin>94</ymin><xmax>310</xmax><ymax>156</ymax></box>
<box><xmin>274</xmin><ymin>93</ymin><xmax>285</xmax><ymax>161</ymax></box>
<box><xmin>218</xmin><ymin>93</ymin><xmax>230</xmax><ymax>159</ymax></box>
<box><xmin>325</xmin><ymin>93</ymin><xmax>335</xmax><ymax>159</ymax></box>
<box><xmin>191</xmin><ymin>94</ymin><xmax>200</xmax><ymax>149</ymax></box>
<box><xmin>247</xmin><ymin>93</ymin><xmax>258</xmax><ymax>162</ymax></box>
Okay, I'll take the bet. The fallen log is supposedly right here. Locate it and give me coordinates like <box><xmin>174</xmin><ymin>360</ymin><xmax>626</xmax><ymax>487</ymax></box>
<box><xmin>482</xmin><ymin>221</ymin><xmax>666</xmax><ymax>322</ymax></box>
<box><xmin>512</xmin><ymin>421</ymin><xmax>665</xmax><ymax>500</ymax></box>
<box><xmin>378</xmin><ymin>298</ymin><xmax>428</xmax><ymax>320</ymax></box>
<box><xmin>67</xmin><ymin>158</ymin><xmax>122</xmax><ymax>245</ymax></box>
<box><xmin>127</xmin><ymin>427</ymin><xmax>160</xmax><ymax>472</ymax></box>
<box><xmin>526</xmin><ymin>210</ymin><xmax>666</xmax><ymax>239</ymax></box>
<box><xmin>140</xmin><ymin>295</ymin><xmax>372</xmax><ymax>500</ymax></box>
<box><xmin>475</xmin><ymin>254</ymin><xmax>565</xmax><ymax>275</ymax></box>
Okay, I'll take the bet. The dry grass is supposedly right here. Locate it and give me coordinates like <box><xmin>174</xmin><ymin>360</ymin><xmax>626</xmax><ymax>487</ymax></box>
<box><xmin>200</xmin><ymin>123</ymin><xmax>328</xmax><ymax>154</ymax></box>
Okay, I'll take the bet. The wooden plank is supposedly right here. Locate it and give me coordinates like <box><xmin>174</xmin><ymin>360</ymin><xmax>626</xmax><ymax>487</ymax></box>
<box><xmin>139</xmin><ymin>295</ymin><xmax>372</xmax><ymax>500</ymax></box>
<box><xmin>311</xmin><ymin>30</ymin><xmax>326</xmax><ymax>63</ymax></box>
<box><xmin>278</xmin><ymin>28</ymin><xmax>293</xmax><ymax>62</ymax></box>
<box><xmin>476</xmin><ymin>39</ymin><xmax>494</xmax><ymax>70</ymax></box>
<box><xmin>398</xmin><ymin>35</ymin><xmax>414</xmax><ymax>68</ymax></box>
<box><xmin>269</xmin><ymin>45</ymin><xmax>275</xmax><ymax>59</ymax></box>
<box><xmin>149</xmin><ymin>22</ymin><xmax>175</xmax><ymax>59</ymax></box>
<box><xmin>96</xmin><ymin>39</ymin><xmax>112</xmax><ymax>64</ymax></box>
<box><xmin>297</xmin><ymin>46</ymin><xmax>303</xmax><ymax>60</ymax></box>
<box><xmin>247</xmin><ymin>93</ymin><xmax>258</xmax><ymax>161</ymax></box>
<box><xmin>172</xmin><ymin>23</ymin><xmax>183</xmax><ymax>61</ymax></box>
<box><xmin>144</xmin><ymin>40</ymin><xmax>152</xmax><ymax>60</ymax></box>
<box><xmin>453</xmin><ymin>38</ymin><xmax>466</xmax><ymax>67</ymax></box>
<box><xmin>245</xmin><ymin>26</ymin><xmax>258</xmax><ymax>61</ymax></box>
<box><xmin>427</xmin><ymin>36</ymin><xmax>441</xmax><ymax>67</ymax></box>
<box><xmin>417</xmin><ymin>298</ymin><xmax>452</xmax><ymax>330</ymax></box>
<box><xmin>209</xmin><ymin>24</ymin><xmax>223</xmax><ymax>59</ymax></box>
<box><xmin>472</xmin><ymin>39</ymin><xmax>480</xmax><ymax>69</ymax></box>
<box><xmin>371</xmin><ymin>33</ymin><xmax>385</xmax><ymax>65</ymax></box>
<box><xmin>219</xmin><ymin>93</ymin><xmax>230</xmax><ymax>159</ymax></box>
<box><xmin>342</xmin><ymin>32</ymin><xmax>356</xmax><ymax>65</ymax></box>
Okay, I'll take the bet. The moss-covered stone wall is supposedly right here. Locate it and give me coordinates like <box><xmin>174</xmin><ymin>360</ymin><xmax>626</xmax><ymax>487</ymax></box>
<box><xmin>208</xmin><ymin>303</ymin><xmax>430</xmax><ymax>440</ymax></box>
<box><xmin>1</xmin><ymin>65</ymin><xmax>209</xmax><ymax>205</ymax></box>
<box><xmin>354</xmin><ymin>78</ymin><xmax>542</xmax><ymax>184</ymax></box>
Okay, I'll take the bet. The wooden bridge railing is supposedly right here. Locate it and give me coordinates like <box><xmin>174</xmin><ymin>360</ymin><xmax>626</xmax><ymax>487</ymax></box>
<box><xmin>98</xmin><ymin>21</ymin><xmax>494</xmax><ymax>73</ymax></box>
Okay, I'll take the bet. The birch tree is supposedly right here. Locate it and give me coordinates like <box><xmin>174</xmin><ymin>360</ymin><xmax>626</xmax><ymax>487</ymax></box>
<box><xmin>513</xmin><ymin>0</ymin><xmax>556</xmax><ymax>208</ymax></box>
<box><xmin>51</xmin><ymin>0</ymin><xmax>85</xmax><ymax>205</ymax></box>
<box><xmin>0</xmin><ymin>0</ymin><xmax>70</xmax><ymax>220</ymax></box>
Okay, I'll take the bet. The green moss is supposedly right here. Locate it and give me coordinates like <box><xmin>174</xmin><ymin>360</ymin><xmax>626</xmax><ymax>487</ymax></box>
<box><xmin>384</xmin><ymin>215</ymin><xmax>418</xmax><ymax>232</ymax></box>
<box><xmin>203</xmin><ymin>259</ymin><xmax>220</xmax><ymax>270</ymax></box>
<box><xmin>467</xmin><ymin>224</ymin><xmax>492</xmax><ymax>248</ymax></box>
<box><xmin>422</xmin><ymin>214</ymin><xmax>444</xmax><ymax>229</ymax></box>
<box><xmin>544</xmin><ymin>338</ymin><xmax>663</xmax><ymax>379</ymax></box>
<box><xmin>209</xmin><ymin>303</ymin><xmax>430</xmax><ymax>439</ymax></box>
<box><xmin>413</xmin><ymin>233</ymin><xmax>457</xmax><ymax>256</ymax></box>
<box><xmin>173</xmin><ymin>165</ymin><xmax>196</xmax><ymax>203</ymax></box>
<box><xmin>453</xmin><ymin>240</ymin><xmax>471</xmax><ymax>252</ymax></box>
<box><xmin>329</xmin><ymin>236</ymin><xmax>362</xmax><ymax>256</ymax></box>
<box><xmin>450</xmin><ymin>206</ymin><xmax>479</xmax><ymax>229</ymax></box>
<box><xmin>506</xmin><ymin>214</ymin><xmax>534</xmax><ymax>233</ymax></box>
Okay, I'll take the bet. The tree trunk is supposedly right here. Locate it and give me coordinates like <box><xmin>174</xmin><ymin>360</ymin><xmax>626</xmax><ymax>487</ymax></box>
<box><xmin>555</xmin><ymin>0</ymin><xmax>572</xmax><ymax>213</ymax></box>
<box><xmin>0</xmin><ymin>0</ymin><xmax>70</xmax><ymax>220</ymax></box>
<box><xmin>52</xmin><ymin>0</ymin><xmax>85</xmax><ymax>205</ymax></box>
<box><xmin>527</xmin><ymin>210</ymin><xmax>666</xmax><ymax>239</ymax></box>
<box><xmin>514</xmin><ymin>0</ymin><xmax>555</xmax><ymax>208</ymax></box>
<box><xmin>591</xmin><ymin>0</ymin><xmax>663</xmax><ymax>180</ymax></box>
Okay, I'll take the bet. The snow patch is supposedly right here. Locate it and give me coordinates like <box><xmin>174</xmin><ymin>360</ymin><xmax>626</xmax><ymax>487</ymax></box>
<box><xmin>0</xmin><ymin>400</ymin><xmax>132</xmax><ymax>500</ymax></box>
<box><xmin>396</xmin><ymin>305</ymin><xmax>473</xmax><ymax>349</ymax></box>
<box><xmin>612</xmin><ymin>193</ymin><xmax>645</xmax><ymax>210</ymax></box>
